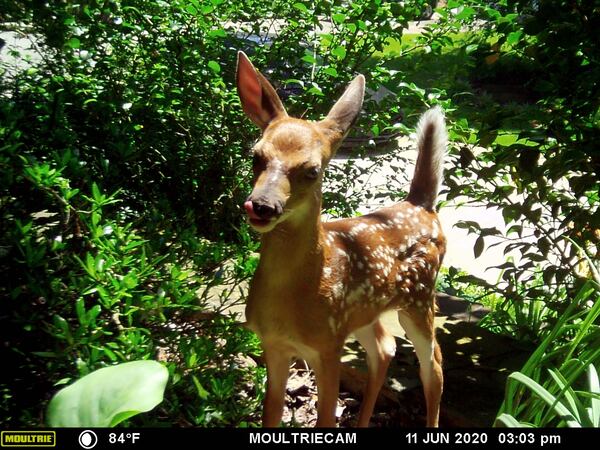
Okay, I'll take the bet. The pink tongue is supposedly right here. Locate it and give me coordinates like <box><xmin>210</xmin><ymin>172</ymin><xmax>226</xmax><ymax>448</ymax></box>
<box><xmin>244</xmin><ymin>201</ymin><xmax>261</xmax><ymax>220</ymax></box>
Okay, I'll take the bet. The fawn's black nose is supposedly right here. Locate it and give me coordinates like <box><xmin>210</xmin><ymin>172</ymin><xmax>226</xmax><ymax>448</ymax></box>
<box><xmin>252</xmin><ymin>201</ymin><xmax>277</xmax><ymax>220</ymax></box>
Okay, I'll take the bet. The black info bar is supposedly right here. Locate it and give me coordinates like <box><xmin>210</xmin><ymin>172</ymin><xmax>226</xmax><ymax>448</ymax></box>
<box><xmin>0</xmin><ymin>428</ymin><xmax>596</xmax><ymax>449</ymax></box>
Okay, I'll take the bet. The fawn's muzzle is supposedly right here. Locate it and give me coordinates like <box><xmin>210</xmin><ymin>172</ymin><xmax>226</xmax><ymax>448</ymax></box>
<box><xmin>244</xmin><ymin>198</ymin><xmax>283</xmax><ymax>230</ymax></box>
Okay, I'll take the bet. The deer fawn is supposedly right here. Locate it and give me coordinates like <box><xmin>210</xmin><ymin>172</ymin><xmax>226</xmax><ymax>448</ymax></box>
<box><xmin>237</xmin><ymin>51</ymin><xmax>447</xmax><ymax>427</ymax></box>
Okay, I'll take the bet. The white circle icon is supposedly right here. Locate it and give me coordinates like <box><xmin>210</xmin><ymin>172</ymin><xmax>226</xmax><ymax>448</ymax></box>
<box><xmin>78</xmin><ymin>430</ymin><xmax>98</xmax><ymax>449</ymax></box>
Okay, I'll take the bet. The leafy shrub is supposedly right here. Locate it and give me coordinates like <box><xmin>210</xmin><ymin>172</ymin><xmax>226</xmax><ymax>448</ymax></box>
<box><xmin>423</xmin><ymin>0</ymin><xmax>600</xmax><ymax>339</ymax></box>
<box><xmin>0</xmin><ymin>158</ymin><xmax>263</xmax><ymax>426</ymax></box>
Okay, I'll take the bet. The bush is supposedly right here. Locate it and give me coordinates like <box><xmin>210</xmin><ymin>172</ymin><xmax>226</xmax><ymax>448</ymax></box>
<box><xmin>429</xmin><ymin>0</ymin><xmax>600</xmax><ymax>339</ymax></box>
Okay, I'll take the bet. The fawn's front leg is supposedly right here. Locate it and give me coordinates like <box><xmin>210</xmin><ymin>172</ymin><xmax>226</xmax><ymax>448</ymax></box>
<box><xmin>312</xmin><ymin>352</ymin><xmax>342</xmax><ymax>427</ymax></box>
<box><xmin>262</xmin><ymin>348</ymin><xmax>291</xmax><ymax>427</ymax></box>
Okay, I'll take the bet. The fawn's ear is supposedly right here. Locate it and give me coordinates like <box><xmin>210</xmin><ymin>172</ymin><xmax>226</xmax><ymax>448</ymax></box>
<box><xmin>319</xmin><ymin>74</ymin><xmax>365</xmax><ymax>147</ymax></box>
<box><xmin>236</xmin><ymin>51</ymin><xmax>287</xmax><ymax>130</ymax></box>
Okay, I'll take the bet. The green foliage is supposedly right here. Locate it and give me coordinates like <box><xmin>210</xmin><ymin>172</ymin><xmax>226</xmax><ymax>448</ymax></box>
<box><xmin>47</xmin><ymin>361</ymin><xmax>169</xmax><ymax>427</ymax></box>
<box><xmin>0</xmin><ymin>166</ymin><xmax>262</xmax><ymax>426</ymax></box>
<box><xmin>420</xmin><ymin>0</ymin><xmax>600</xmax><ymax>338</ymax></box>
<box><xmin>496</xmin><ymin>282</ymin><xmax>600</xmax><ymax>427</ymax></box>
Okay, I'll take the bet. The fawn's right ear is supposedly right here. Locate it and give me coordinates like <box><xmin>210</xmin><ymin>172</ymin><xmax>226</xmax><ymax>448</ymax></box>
<box><xmin>236</xmin><ymin>51</ymin><xmax>287</xmax><ymax>130</ymax></box>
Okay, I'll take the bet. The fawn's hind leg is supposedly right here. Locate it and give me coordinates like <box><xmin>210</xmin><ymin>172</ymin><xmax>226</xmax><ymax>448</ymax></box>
<box><xmin>397</xmin><ymin>307</ymin><xmax>443</xmax><ymax>427</ymax></box>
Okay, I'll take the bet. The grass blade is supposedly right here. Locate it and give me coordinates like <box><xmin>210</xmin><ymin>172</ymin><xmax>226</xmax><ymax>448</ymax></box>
<box><xmin>495</xmin><ymin>413</ymin><xmax>524</xmax><ymax>427</ymax></box>
<box><xmin>508</xmin><ymin>372</ymin><xmax>581</xmax><ymax>427</ymax></box>
<box><xmin>545</xmin><ymin>368</ymin><xmax>584</xmax><ymax>426</ymax></box>
<box><xmin>587</xmin><ymin>365</ymin><xmax>600</xmax><ymax>427</ymax></box>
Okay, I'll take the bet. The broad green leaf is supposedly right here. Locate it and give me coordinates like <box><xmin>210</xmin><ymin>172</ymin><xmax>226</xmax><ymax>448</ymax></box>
<box><xmin>207</xmin><ymin>60</ymin><xmax>221</xmax><ymax>74</ymax></box>
<box><xmin>455</xmin><ymin>7</ymin><xmax>476</xmax><ymax>20</ymax></box>
<box><xmin>507</xmin><ymin>31</ymin><xmax>523</xmax><ymax>46</ymax></box>
<box><xmin>332</xmin><ymin>13</ymin><xmax>346</xmax><ymax>24</ymax></box>
<box><xmin>331</xmin><ymin>46</ymin><xmax>346</xmax><ymax>59</ymax></box>
<box><xmin>293</xmin><ymin>3</ymin><xmax>308</xmax><ymax>13</ymax></box>
<box><xmin>302</xmin><ymin>54</ymin><xmax>316</xmax><ymax>64</ymax></box>
<box><xmin>67</xmin><ymin>37</ymin><xmax>80</xmax><ymax>49</ymax></box>
<box><xmin>208</xmin><ymin>28</ymin><xmax>227</xmax><ymax>38</ymax></box>
<box><xmin>47</xmin><ymin>361</ymin><xmax>168</xmax><ymax>427</ymax></box>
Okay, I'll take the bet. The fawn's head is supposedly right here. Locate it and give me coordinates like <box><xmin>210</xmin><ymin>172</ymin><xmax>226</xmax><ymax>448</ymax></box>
<box><xmin>237</xmin><ymin>51</ymin><xmax>364</xmax><ymax>233</ymax></box>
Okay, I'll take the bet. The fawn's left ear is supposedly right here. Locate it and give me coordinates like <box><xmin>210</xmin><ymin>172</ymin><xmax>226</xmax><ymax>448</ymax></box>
<box><xmin>319</xmin><ymin>74</ymin><xmax>365</xmax><ymax>148</ymax></box>
<box><xmin>236</xmin><ymin>51</ymin><xmax>288</xmax><ymax>130</ymax></box>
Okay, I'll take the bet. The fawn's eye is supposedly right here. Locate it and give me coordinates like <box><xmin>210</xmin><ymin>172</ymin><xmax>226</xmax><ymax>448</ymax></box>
<box><xmin>305</xmin><ymin>166</ymin><xmax>321</xmax><ymax>180</ymax></box>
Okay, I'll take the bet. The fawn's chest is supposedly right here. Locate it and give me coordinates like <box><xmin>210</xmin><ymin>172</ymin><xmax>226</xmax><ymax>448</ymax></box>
<box><xmin>245</xmin><ymin>257</ymin><xmax>331</xmax><ymax>340</ymax></box>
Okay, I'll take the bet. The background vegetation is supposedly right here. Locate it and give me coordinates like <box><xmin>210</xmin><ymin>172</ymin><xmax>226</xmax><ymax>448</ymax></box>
<box><xmin>1</xmin><ymin>0</ymin><xmax>598</xmax><ymax>427</ymax></box>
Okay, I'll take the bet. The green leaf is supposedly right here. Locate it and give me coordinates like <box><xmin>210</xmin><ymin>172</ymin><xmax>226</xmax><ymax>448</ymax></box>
<box><xmin>332</xmin><ymin>13</ymin><xmax>346</xmax><ymax>24</ymax></box>
<box><xmin>455</xmin><ymin>7</ymin><xmax>476</xmax><ymax>20</ymax></box>
<box><xmin>546</xmin><ymin>368</ymin><xmax>581</xmax><ymax>424</ymax></box>
<box><xmin>208</xmin><ymin>28</ymin><xmax>227</xmax><ymax>38</ymax></box>
<box><xmin>507</xmin><ymin>31</ymin><xmax>523</xmax><ymax>46</ymax></box>
<box><xmin>192</xmin><ymin>375</ymin><xmax>210</xmax><ymax>400</ymax></box>
<box><xmin>67</xmin><ymin>37</ymin><xmax>80</xmax><ymax>49</ymax></box>
<box><xmin>47</xmin><ymin>361</ymin><xmax>169</xmax><ymax>427</ymax></box>
<box><xmin>331</xmin><ymin>46</ymin><xmax>346</xmax><ymax>59</ymax></box>
<box><xmin>474</xmin><ymin>235</ymin><xmax>485</xmax><ymax>258</ymax></box>
<box><xmin>588</xmin><ymin>365</ymin><xmax>600</xmax><ymax>426</ymax></box>
<box><xmin>75</xmin><ymin>298</ymin><xmax>85</xmax><ymax>325</ymax></box>
<box><xmin>494</xmin><ymin>413</ymin><xmax>523</xmax><ymax>427</ymax></box>
<box><xmin>465</xmin><ymin>44</ymin><xmax>478</xmax><ymax>54</ymax></box>
<box><xmin>91</xmin><ymin>182</ymin><xmax>102</xmax><ymax>202</ymax></box>
<box><xmin>301</xmin><ymin>54</ymin><xmax>316</xmax><ymax>64</ymax></box>
<box><xmin>293</xmin><ymin>3</ymin><xmax>308</xmax><ymax>13</ymax></box>
<box><xmin>307</xmin><ymin>86</ymin><xmax>324</xmax><ymax>96</ymax></box>
<box><xmin>87</xmin><ymin>305</ymin><xmax>101</xmax><ymax>322</ymax></box>
<box><xmin>207</xmin><ymin>60</ymin><xmax>221</xmax><ymax>74</ymax></box>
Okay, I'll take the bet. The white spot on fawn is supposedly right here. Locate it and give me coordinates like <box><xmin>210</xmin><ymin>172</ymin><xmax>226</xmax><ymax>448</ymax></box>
<box><xmin>332</xmin><ymin>282</ymin><xmax>344</xmax><ymax>299</ymax></box>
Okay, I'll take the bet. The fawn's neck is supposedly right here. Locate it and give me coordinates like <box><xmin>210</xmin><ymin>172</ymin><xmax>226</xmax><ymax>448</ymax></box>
<box><xmin>259</xmin><ymin>196</ymin><xmax>324</xmax><ymax>273</ymax></box>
